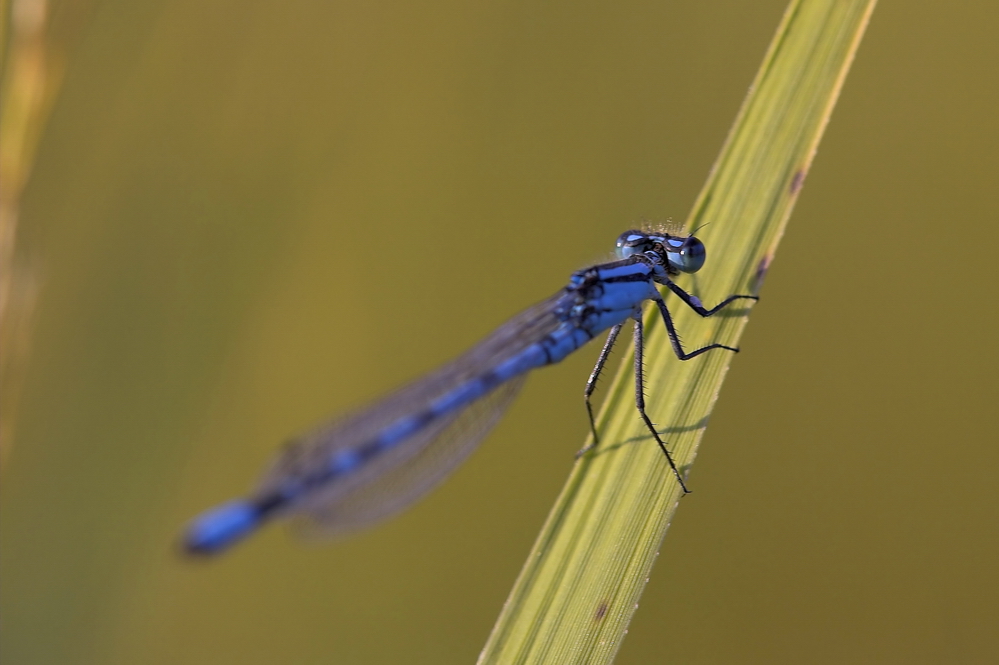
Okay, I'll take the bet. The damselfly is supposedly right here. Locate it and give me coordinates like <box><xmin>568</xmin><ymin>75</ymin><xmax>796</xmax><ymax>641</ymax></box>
<box><xmin>183</xmin><ymin>229</ymin><xmax>757</xmax><ymax>554</ymax></box>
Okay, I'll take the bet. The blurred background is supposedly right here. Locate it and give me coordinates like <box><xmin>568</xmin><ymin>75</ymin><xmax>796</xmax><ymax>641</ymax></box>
<box><xmin>2</xmin><ymin>1</ymin><xmax>997</xmax><ymax>663</ymax></box>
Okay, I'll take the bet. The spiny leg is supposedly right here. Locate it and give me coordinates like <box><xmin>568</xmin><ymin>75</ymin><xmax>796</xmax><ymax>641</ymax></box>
<box><xmin>632</xmin><ymin>315</ymin><xmax>690</xmax><ymax>494</ymax></box>
<box><xmin>663</xmin><ymin>279</ymin><xmax>759</xmax><ymax>317</ymax></box>
<box><xmin>577</xmin><ymin>323</ymin><xmax>624</xmax><ymax>457</ymax></box>
<box><xmin>653</xmin><ymin>294</ymin><xmax>741</xmax><ymax>361</ymax></box>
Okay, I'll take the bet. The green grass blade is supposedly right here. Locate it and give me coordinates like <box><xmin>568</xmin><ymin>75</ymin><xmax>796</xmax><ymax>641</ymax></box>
<box><xmin>478</xmin><ymin>1</ymin><xmax>877</xmax><ymax>663</ymax></box>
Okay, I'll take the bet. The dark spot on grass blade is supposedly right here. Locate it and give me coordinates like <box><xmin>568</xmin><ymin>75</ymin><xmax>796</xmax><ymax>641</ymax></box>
<box><xmin>790</xmin><ymin>168</ymin><xmax>807</xmax><ymax>195</ymax></box>
<box><xmin>753</xmin><ymin>254</ymin><xmax>773</xmax><ymax>294</ymax></box>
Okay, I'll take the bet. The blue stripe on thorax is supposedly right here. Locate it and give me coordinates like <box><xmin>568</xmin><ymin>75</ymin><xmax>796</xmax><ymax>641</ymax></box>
<box><xmin>538</xmin><ymin>263</ymin><xmax>659</xmax><ymax>365</ymax></box>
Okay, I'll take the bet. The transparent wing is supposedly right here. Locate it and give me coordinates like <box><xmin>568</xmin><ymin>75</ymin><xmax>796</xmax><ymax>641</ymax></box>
<box><xmin>254</xmin><ymin>291</ymin><xmax>569</xmax><ymax>536</ymax></box>
<box><xmin>291</xmin><ymin>376</ymin><xmax>526</xmax><ymax>538</ymax></box>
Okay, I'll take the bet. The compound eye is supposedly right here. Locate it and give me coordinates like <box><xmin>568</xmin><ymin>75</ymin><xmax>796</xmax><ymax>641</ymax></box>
<box><xmin>616</xmin><ymin>230</ymin><xmax>654</xmax><ymax>258</ymax></box>
<box><xmin>672</xmin><ymin>236</ymin><xmax>706</xmax><ymax>273</ymax></box>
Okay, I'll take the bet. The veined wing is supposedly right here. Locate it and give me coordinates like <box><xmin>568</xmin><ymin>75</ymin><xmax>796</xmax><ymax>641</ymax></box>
<box><xmin>255</xmin><ymin>290</ymin><xmax>570</xmax><ymax>536</ymax></box>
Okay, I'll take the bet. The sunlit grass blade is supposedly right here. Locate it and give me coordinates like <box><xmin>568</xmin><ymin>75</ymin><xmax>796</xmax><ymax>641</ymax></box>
<box><xmin>478</xmin><ymin>1</ymin><xmax>877</xmax><ymax>663</ymax></box>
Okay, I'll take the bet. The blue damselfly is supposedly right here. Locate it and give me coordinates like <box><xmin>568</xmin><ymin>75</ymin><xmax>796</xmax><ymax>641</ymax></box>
<box><xmin>183</xmin><ymin>229</ymin><xmax>757</xmax><ymax>554</ymax></box>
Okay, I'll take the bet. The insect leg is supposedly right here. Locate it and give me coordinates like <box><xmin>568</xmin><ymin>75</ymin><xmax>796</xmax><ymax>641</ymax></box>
<box><xmin>577</xmin><ymin>323</ymin><xmax>623</xmax><ymax>457</ymax></box>
<box><xmin>662</xmin><ymin>279</ymin><xmax>759</xmax><ymax>317</ymax></box>
<box><xmin>651</xmin><ymin>294</ymin><xmax>740</xmax><ymax>361</ymax></box>
<box><xmin>632</xmin><ymin>315</ymin><xmax>690</xmax><ymax>494</ymax></box>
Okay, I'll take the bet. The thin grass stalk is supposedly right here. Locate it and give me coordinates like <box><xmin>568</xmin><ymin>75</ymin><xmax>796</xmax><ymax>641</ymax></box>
<box><xmin>479</xmin><ymin>2</ymin><xmax>877</xmax><ymax>663</ymax></box>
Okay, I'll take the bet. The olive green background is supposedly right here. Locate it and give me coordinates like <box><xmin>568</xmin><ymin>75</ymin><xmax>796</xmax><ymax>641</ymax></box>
<box><xmin>3</xmin><ymin>1</ymin><xmax>998</xmax><ymax>663</ymax></box>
